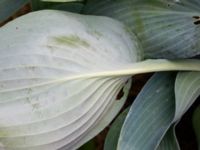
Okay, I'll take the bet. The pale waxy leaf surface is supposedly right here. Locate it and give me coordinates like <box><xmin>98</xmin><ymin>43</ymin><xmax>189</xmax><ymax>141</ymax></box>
<box><xmin>84</xmin><ymin>0</ymin><xmax>200</xmax><ymax>59</ymax></box>
<box><xmin>0</xmin><ymin>10</ymin><xmax>141</xmax><ymax>150</ymax></box>
<box><xmin>1</xmin><ymin>9</ymin><xmax>200</xmax><ymax>150</ymax></box>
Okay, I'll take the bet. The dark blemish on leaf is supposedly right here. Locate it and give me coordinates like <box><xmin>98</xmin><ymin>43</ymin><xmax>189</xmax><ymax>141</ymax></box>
<box><xmin>194</xmin><ymin>20</ymin><xmax>200</xmax><ymax>25</ymax></box>
<box><xmin>193</xmin><ymin>16</ymin><xmax>200</xmax><ymax>25</ymax></box>
<box><xmin>193</xmin><ymin>16</ymin><xmax>200</xmax><ymax>19</ymax></box>
<box><xmin>16</xmin><ymin>27</ymin><xmax>18</xmax><ymax>30</ymax></box>
<box><xmin>125</xmin><ymin>80</ymin><xmax>129</xmax><ymax>84</ymax></box>
<box><xmin>116</xmin><ymin>88</ymin><xmax>124</xmax><ymax>100</ymax></box>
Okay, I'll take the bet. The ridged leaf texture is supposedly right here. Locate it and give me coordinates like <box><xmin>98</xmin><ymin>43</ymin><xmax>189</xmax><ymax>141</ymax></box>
<box><xmin>84</xmin><ymin>0</ymin><xmax>200</xmax><ymax>59</ymax></box>
<box><xmin>0</xmin><ymin>10</ymin><xmax>139</xmax><ymax>150</ymax></box>
<box><xmin>1</xmin><ymin>9</ymin><xmax>200</xmax><ymax>150</ymax></box>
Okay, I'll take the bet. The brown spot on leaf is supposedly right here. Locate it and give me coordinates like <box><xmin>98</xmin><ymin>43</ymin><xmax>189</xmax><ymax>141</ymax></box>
<box><xmin>194</xmin><ymin>20</ymin><xmax>200</xmax><ymax>25</ymax></box>
<box><xmin>193</xmin><ymin>16</ymin><xmax>200</xmax><ymax>19</ymax></box>
<box><xmin>116</xmin><ymin>88</ymin><xmax>124</xmax><ymax>100</ymax></box>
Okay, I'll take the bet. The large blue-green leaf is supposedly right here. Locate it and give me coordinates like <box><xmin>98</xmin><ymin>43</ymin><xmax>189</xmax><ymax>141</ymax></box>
<box><xmin>157</xmin><ymin>126</ymin><xmax>180</xmax><ymax>150</ymax></box>
<box><xmin>83</xmin><ymin>0</ymin><xmax>200</xmax><ymax>59</ymax></box>
<box><xmin>117</xmin><ymin>71</ymin><xmax>200</xmax><ymax>150</ymax></box>
<box><xmin>158</xmin><ymin>71</ymin><xmax>200</xmax><ymax>150</ymax></box>
<box><xmin>174</xmin><ymin>72</ymin><xmax>200</xmax><ymax>121</ymax></box>
<box><xmin>104</xmin><ymin>108</ymin><xmax>129</xmax><ymax>150</ymax></box>
<box><xmin>118</xmin><ymin>72</ymin><xmax>176</xmax><ymax>150</ymax></box>
<box><xmin>1</xmin><ymin>8</ymin><xmax>200</xmax><ymax>150</ymax></box>
<box><xmin>0</xmin><ymin>0</ymin><xmax>29</xmax><ymax>22</ymax></box>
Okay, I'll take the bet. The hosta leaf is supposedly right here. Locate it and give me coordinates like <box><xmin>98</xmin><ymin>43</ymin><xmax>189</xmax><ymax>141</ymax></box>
<box><xmin>0</xmin><ymin>0</ymin><xmax>29</xmax><ymax>22</ymax></box>
<box><xmin>157</xmin><ymin>126</ymin><xmax>180</xmax><ymax>150</ymax></box>
<box><xmin>193</xmin><ymin>105</ymin><xmax>200</xmax><ymax>149</ymax></box>
<box><xmin>118</xmin><ymin>71</ymin><xmax>200</xmax><ymax>150</ymax></box>
<box><xmin>180</xmin><ymin>0</ymin><xmax>200</xmax><ymax>10</ymax></box>
<box><xmin>0</xmin><ymin>10</ymin><xmax>140</xmax><ymax>150</ymax></box>
<box><xmin>104</xmin><ymin>108</ymin><xmax>129</xmax><ymax>150</ymax></box>
<box><xmin>1</xmin><ymin>10</ymin><xmax>200</xmax><ymax>150</ymax></box>
<box><xmin>108</xmin><ymin>104</ymin><xmax>180</xmax><ymax>150</ymax></box>
<box><xmin>31</xmin><ymin>0</ymin><xmax>84</xmax><ymax>12</ymax></box>
<box><xmin>174</xmin><ymin>72</ymin><xmax>200</xmax><ymax>121</ymax></box>
<box><xmin>71</xmin><ymin>81</ymin><xmax>132</xmax><ymax>150</ymax></box>
<box><xmin>118</xmin><ymin>72</ymin><xmax>176</xmax><ymax>150</ymax></box>
<box><xmin>83</xmin><ymin>0</ymin><xmax>200</xmax><ymax>59</ymax></box>
<box><xmin>157</xmin><ymin>71</ymin><xmax>200</xmax><ymax>150</ymax></box>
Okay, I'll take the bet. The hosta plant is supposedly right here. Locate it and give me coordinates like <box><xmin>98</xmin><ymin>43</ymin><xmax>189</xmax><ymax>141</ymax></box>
<box><xmin>0</xmin><ymin>0</ymin><xmax>200</xmax><ymax>150</ymax></box>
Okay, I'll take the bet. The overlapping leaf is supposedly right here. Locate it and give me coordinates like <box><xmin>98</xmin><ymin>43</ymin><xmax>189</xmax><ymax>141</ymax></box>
<box><xmin>84</xmin><ymin>0</ymin><xmax>200</xmax><ymax>59</ymax></box>
<box><xmin>104</xmin><ymin>108</ymin><xmax>129</xmax><ymax>150</ymax></box>
<box><xmin>1</xmin><ymin>9</ymin><xmax>200</xmax><ymax>150</ymax></box>
<box><xmin>157</xmin><ymin>126</ymin><xmax>180</xmax><ymax>150</ymax></box>
<box><xmin>0</xmin><ymin>10</ymin><xmax>140</xmax><ymax>150</ymax></box>
<box><xmin>0</xmin><ymin>0</ymin><xmax>29</xmax><ymax>22</ymax></box>
<box><xmin>118</xmin><ymin>72</ymin><xmax>176</xmax><ymax>150</ymax></box>
<box><xmin>174</xmin><ymin>72</ymin><xmax>200</xmax><ymax>121</ymax></box>
<box><xmin>116</xmin><ymin>71</ymin><xmax>200</xmax><ymax>150</ymax></box>
<box><xmin>160</xmin><ymin>71</ymin><xmax>200</xmax><ymax>150</ymax></box>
